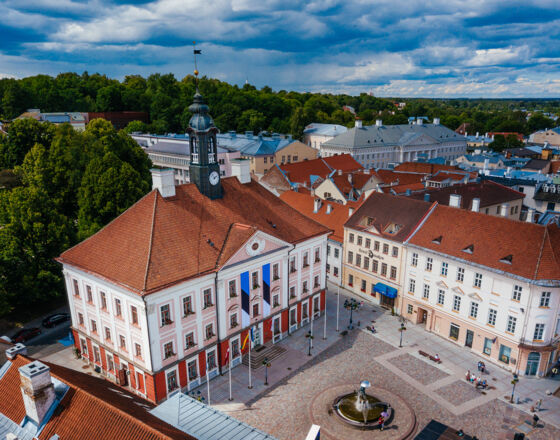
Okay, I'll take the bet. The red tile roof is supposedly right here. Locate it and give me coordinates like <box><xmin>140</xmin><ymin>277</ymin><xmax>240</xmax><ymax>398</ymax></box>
<box><xmin>59</xmin><ymin>178</ymin><xmax>330</xmax><ymax>295</ymax></box>
<box><xmin>0</xmin><ymin>355</ymin><xmax>192</xmax><ymax>440</ymax></box>
<box><xmin>426</xmin><ymin>172</ymin><xmax>469</xmax><ymax>182</ymax></box>
<box><xmin>381</xmin><ymin>182</ymin><xmax>426</xmax><ymax>195</ymax></box>
<box><xmin>375</xmin><ymin>169</ymin><xmax>426</xmax><ymax>186</ymax></box>
<box><xmin>551</xmin><ymin>161</ymin><xmax>560</xmax><ymax>174</ymax></box>
<box><xmin>279</xmin><ymin>191</ymin><xmax>361</xmax><ymax>243</ymax></box>
<box><xmin>409</xmin><ymin>205</ymin><xmax>560</xmax><ymax>281</ymax></box>
<box><xmin>394</xmin><ymin>162</ymin><xmax>463</xmax><ymax>174</ymax></box>
<box><xmin>345</xmin><ymin>192</ymin><xmax>435</xmax><ymax>243</ymax></box>
<box><xmin>322</xmin><ymin>154</ymin><xmax>363</xmax><ymax>172</ymax></box>
<box><xmin>278</xmin><ymin>154</ymin><xmax>363</xmax><ymax>185</ymax></box>
<box><xmin>410</xmin><ymin>181</ymin><xmax>525</xmax><ymax>209</ymax></box>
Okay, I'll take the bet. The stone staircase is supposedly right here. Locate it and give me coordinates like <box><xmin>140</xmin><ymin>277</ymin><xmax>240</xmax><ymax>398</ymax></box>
<box><xmin>242</xmin><ymin>344</ymin><xmax>287</xmax><ymax>370</ymax></box>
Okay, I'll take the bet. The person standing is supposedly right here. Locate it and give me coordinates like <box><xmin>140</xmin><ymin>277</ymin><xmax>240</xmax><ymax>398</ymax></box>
<box><xmin>379</xmin><ymin>415</ymin><xmax>385</xmax><ymax>431</ymax></box>
<box><xmin>532</xmin><ymin>413</ymin><xmax>539</xmax><ymax>428</ymax></box>
<box><xmin>536</xmin><ymin>399</ymin><xmax>542</xmax><ymax>412</ymax></box>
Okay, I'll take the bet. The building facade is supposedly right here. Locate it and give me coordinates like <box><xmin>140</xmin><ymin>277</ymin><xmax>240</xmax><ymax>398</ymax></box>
<box><xmin>58</xmin><ymin>90</ymin><xmax>330</xmax><ymax>404</ymax></box>
<box><xmin>342</xmin><ymin>193</ymin><xmax>434</xmax><ymax>311</ymax></box>
<box><xmin>401</xmin><ymin>205</ymin><xmax>560</xmax><ymax>376</ymax></box>
<box><xmin>321</xmin><ymin>119</ymin><xmax>466</xmax><ymax>168</ymax></box>
<box><xmin>303</xmin><ymin>123</ymin><xmax>348</xmax><ymax>151</ymax></box>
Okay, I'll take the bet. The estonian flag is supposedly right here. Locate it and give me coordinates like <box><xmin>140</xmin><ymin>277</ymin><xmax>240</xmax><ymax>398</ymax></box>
<box><xmin>194</xmin><ymin>49</ymin><xmax>202</xmax><ymax>54</ymax></box>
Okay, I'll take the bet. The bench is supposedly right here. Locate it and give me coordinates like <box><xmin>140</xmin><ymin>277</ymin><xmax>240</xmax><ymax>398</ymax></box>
<box><xmin>419</xmin><ymin>350</ymin><xmax>441</xmax><ymax>363</ymax></box>
<box><xmin>419</xmin><ymin>350</ymin><xmax>430</xmax><ymax>357</ymax></box>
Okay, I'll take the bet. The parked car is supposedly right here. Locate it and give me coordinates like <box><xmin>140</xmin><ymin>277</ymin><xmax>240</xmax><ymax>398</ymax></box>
<box><xmin>42</xmin><ymin>313</ymin><xmax>70</xmax><ymax>328</ymax></box>
<box><xmin>11</xmin><ymin>328</ymin><xmax>41</xmax><ymax>343</ymax></box>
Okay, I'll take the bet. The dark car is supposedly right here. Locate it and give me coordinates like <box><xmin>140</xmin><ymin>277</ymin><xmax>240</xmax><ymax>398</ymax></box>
<box><xmin>42</xmin><ymin>313</ymin><xmax>70</xmax><ymax>328</ymax></box>
<box><xmin>11</xmin><ymin>327</ymin><xmax>41</xmax><ymax>343</ymax></box>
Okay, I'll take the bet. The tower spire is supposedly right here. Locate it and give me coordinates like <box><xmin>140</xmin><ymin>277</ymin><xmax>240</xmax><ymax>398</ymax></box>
<box><xmin>193</xmin><ymin>41</ymin><xmax>201</xmax><ymax>90</ymax></box>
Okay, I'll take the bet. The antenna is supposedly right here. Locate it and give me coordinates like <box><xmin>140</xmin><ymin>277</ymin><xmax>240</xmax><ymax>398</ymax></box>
<box><xmin>193</xmin><ymin>41</ymin><xmax>201</xmax><ymax>88</ymax></box>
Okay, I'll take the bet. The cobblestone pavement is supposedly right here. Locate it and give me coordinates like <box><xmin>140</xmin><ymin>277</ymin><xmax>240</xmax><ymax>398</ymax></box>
<box><xmin>435</xmin><ymin>381</ymin><xmax>482</xmax><ymax>406</ymax></box>
<box><xmin>198</xmin><ymin>284</ymin><xmax>560</xmax><ymax>439</ymax></box>
<box><xmin>388</xmin><ymin>353</ymin><xmax>449</xmax><ymax>385</ymax></box>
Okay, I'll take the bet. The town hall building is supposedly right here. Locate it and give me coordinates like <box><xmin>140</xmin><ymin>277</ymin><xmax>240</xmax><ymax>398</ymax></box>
<box><xmin>57</xmin><ymin>89</ymin><xmax>330</xmax><ymax>403</ymax></box>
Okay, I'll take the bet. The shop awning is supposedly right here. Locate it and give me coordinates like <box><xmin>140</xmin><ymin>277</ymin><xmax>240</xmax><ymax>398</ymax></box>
<box><xmin>374</xmin><ymin>282</ymin><xmax>398</xmax><ymax>299</ymax></box>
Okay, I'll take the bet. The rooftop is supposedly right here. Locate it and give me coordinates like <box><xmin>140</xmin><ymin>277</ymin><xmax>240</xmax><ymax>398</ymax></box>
<box><xmin>345</xmin><ymin>192</ymin><xmax>434</xmax><ymax>243</ymax></box>
<box><xmin>409</xmin><ymin>181</ymin><xmax>525</xmax><ymax>209</ymax></box>
<box><xmin>276</xmin><ymin>154</ymin><xmax>363</xmax><ymax>186</ymax></box>
<box><xmin>408</xmin><ymin>205</ymin><xmax>560</xmax><ymax>283</ymax></box>
<box><xmin>279</xmin><ymin>190</ymin><xmax>361</xmax><ymax>243</ymax></box>
<box><xmin>303</xmin><ymin>123</ymin><xmax>348</xmax><ymax>137</ymax></box>
<box><xmin>58</xmin><ymin>177</ymin><xmax>330</xmax><ymax>295</ymax></box>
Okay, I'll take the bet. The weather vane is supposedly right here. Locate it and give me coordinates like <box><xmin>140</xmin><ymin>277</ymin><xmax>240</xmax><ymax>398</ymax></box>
<box><xmin>193</xmin><ymin>41</ymin><xmax>201</xmax><ymax>86</ymax></box>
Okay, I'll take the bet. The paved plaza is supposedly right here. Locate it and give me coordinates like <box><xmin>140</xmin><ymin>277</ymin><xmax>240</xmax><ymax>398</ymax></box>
<box><xmin>199</xmin><ymin>283</ymin><xmax>560</xmax><ymax>439</ymax></box>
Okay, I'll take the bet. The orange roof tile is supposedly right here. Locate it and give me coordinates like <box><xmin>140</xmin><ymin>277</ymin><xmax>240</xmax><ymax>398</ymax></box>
<box><xmin>59</xmin><ymin>178</ymin><xmax>330</xmax><ymax>295</ymax></box>
<box><xmin>279</xmin><ymin>191</ymin><xmax>360</xmax><ymax>243</ymax></box>
<box><xmin>394</xmin><ymin>162</ymin><xmax>462</xmax><ymax>174</ymax></box>
<box><xmin>376</xmin><ymin>169</ymin><xmax>426</xmax><ymax>186</ymax></box>
<box><xmin>550</xmin><ymin>161</ymin><xmax>560</xmax><ymax>174</ymax></box>
<box><xmin>322</xmin><ymin>154</ymin><xmax>363</xmax><ymax>172</ymax></box>
<box><xmin>409</xmin><ymin>205</ymin><xmax>560</xmax><ymax>281</ymax></box>
<box><xmin>345</xmin><ymin>192</ymin><xmax>434</xmax><ymax>243</ymax></box>
<box><xmin>0</xmin><ymin>355</ymin><xmax>191</xmax><ymax>440</ymax></box>
<box><xmin>427</xmin><ymin>172</ymin><xmax>468</xmax><ymax>182</ymax></box>
<box><xmin>381</xmin><ymin>182</ymin><xmax>426</xmax><ymax>194</ymax></box>
<box><xmin>278</xmin><ymin>154</ymin><xmax>363</xmax><ymax>185</ymax></box>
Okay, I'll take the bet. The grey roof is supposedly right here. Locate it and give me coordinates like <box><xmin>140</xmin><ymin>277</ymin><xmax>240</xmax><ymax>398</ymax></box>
<box><xmin>322</xmin><ymin>123</ymin><xmax>464</xmax><ymax>150</ymax></box>
<box><xmin>0</xmin><ymin>412</ymin><xmax>36</xmax><ymax>440</ymax></box>
<box><xmin>150</xmin><ymin>393</ymin><xmax>277</xmax><ymax>440</ymax></box>
<box><xmin>303</xmin><ymin>123</ymin><xmax>348</xmax><ymax>137</ymax></box>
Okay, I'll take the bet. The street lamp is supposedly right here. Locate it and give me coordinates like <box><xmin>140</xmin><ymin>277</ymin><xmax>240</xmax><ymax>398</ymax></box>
<box><xmin>398</xmin><ymin>322</ymin><xmax>406</xmax><ymax>348</ymax></box>
<box><xmin>306</xmin><ymin>331</ymin><xmax>314</xmax><ymax>356</ymax></box>
<box><xmin>262</xmin><ymin>357</ymin><xmax>271</xmax><ymax>386</ymax></box>
<box><xmin>510</xmin><ymin>373</ymin><xmax>519</xmax><ymax>403</ymax></box>
<box><xmin>344</xmin><ymin>298</ymin><xmax>361</xmax><ymax>330</ymax></box>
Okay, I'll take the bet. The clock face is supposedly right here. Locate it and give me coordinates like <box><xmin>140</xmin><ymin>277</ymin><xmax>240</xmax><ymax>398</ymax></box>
<box><xmin>209</xmin><ymin>171</ymin><xmax>220</xmax><ymax>186</ymax></box>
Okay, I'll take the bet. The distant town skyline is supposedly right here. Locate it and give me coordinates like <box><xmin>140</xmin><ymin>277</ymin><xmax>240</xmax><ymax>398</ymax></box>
<box><xmin>1</xmin><ymin>0</ymin><xmax>559</xmax><ymax>98</ymax></box>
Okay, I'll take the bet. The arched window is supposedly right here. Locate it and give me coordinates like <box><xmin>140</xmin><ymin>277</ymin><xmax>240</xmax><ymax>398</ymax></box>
<box><xmin>208</xmin><ymin>136</ymin><xmax>216</xmax><ymax>163</ymax></box>
<box><xmin>191</xmin><ymin>137</ymin><xmax>199</xmax><ymax>163</ymax></box>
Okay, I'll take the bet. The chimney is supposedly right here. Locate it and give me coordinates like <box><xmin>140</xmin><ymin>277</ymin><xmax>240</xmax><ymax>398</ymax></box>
<box><xmin>19</xmin><ymin>361</ymin><xmax>56</xmax><ymax>426</ymax></box>
<box><xmin>471</xmin><ymin>198</ymin><xmax>480</xmax><ymax>212</ymax></box>
<box><xmin>500</xmin><ymin>203</ymin><xmax>509</xmax><ymax>217</ymax></box>
<box><xmin>423</xmin><ymin>193</ymin><xmax>430</xmax><ymax>202</ymax></box>
<box><xmin>348</xmin><ymin>173</ymin><xmax>353</xmax><ymax>184</ymax></box>
<box><xmin>506</xmin><ymin>166</ymin><xmax>512</xmax><ymax>176</ymax></box>
<box><xmin>313</xmin><ymin>198</ymin><xmax>322</xmax><ymax>213</ymax></box>
<box><xmin>326</xmin><ymin>204</ymin><xmax>333</xmax><ymax>214</ymax></box>
<box><xmin>338</xmin><ymin>169</ymin><xmax>342</xmax><ymax>176</ymax></box>
<box><xmin>6</xmin><ymin>343</ymin><xmax>27</xmax><ymax>360</ymax></box>
<box><xmin>476</xmin><ymin>132</ymin><xmax>479</xmax><ymax>138</ymax></box>
<box><xmin>228</xmin><ymin>130</ymin><xmax>236</xmax><ymax>138</ymax></box>
<box><xmin>348</xmin><ymin>207</ymin><xmax>354</xmax><ymax>217</ymax></box>
<box><xmin>416</xmin><ymin>118</ymin><xmax>423</xmax><ymax>125</ymax></box>
<box><xmin>483</xmin><ymin>158</ymin><xmax>489</xmax><ymax>171</ymax></box>
<box><xmin>433</xmin><ymin>118</ymin><xmax>440</xmax><ymax>125</ymax></box>
<box><xmin>449</xmin><ymin>194</ymin><xmax>462</xmax><ymax>208</ymax></box>
<box><xmin>526</xmin><ymin>208</ymin><xmax>535</xmax><ymax>223</ymax></box>
<box><xmin>375</xmin><ymin>119</ymin><xmax>383</xmax><ymax>127</ymax></box>
<box><xmin>231</xmin><ymin>159</ymin><xmax>251</xmax><ymax>184</ymax></box>
<box><xmin>245</xmin><ymin>131</ymin><xmax>253</xmax><ymax>139</ymax></box>
<box><xmin>355</xmin><ymin>118</ymin><xmax>362</xmax><ymax>128</ymax></box>
<box><xmin>151</xmin><ymin>168</ymin><xmax>175</xmax><ymax>198</ymax></box>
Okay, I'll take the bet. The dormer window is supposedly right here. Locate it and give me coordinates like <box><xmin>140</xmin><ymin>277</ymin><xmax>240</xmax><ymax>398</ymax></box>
<box><xmin>384</xmin><ymin>223</ymin><xmax>402</xmax><ymax>234</ymax></box>
<box><xmin>462</xmin><ymin>244</ymin><xmax>474</xmax><ymax>254</ymax></box>
<box><xmin>432</xmin><ymin>236</ymin><xmax>442</xmax><ymax>244</ymax></box>
<box><xmin>500</xmin><ymin>255</ymin><xmax>513</xmax><ymax>264</ymax></box>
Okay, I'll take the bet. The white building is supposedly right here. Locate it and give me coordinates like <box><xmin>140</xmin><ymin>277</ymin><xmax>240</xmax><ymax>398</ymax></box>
<box><xmin>303</xmin><ymin>123</ymin><xmax>348</xmax><ymax>151</ymax></box>
<box><xmin>321</xmin><ymin>119</ymin><xmax>466</xmax><ymax>168</ymax></box>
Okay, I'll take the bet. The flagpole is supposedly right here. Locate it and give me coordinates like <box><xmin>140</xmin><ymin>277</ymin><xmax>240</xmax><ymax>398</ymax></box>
<box><xmin>323</xmin><ymin>295</ymin><xmax>327</xmax><ymax>340</ymax></box>
<box><xmin>206</xmin><ymin>365</ymin><xmax>211</xmax><ymax>405</ymax></box>
<box><xmin>336</xmin><ymin>284</ymin><xmax>340</xmax><ymax>332</ymax></box>
<box><xmin>310</xmin><ymin>312</ymin><xmax>314</xmax><ymax>349</ymax></box>
<box><xmin>248</xmin><ymin>328</ymin><xmax>253</xmax><ymax>389</ymax></box>
<box><xmin>228</xmin><ymin>344</ymin><xmax>233</xmax><ymax>401</ymax></box>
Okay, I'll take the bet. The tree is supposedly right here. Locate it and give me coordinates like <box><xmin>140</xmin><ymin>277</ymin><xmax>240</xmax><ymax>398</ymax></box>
<box><xmin>124</xmin><ymin>120</ymin><xmax>148</xmax><ymax>134</ymax></box>
<box><xmin>77</xmin><ymin>152</ymin><xmax>150</xmax><ymax>239</ymax></box>
<box><xmin>0</xmin><ymin>118</ymin><xmax>55</xmax><ymax>169</ymax></box>
<box><xmin>0</xmin><ymin>186</ymin><xmax>73</xmax><ymax>314</ymax></box>
<box><xmin>96</xmin><ymin>85</ymin><xmax>123</xmax><ymax>111</ymax></box>
<box><xmin>527</xmin><ymin>113</ymin><xmax>556</xmax><ymax>133</ymax></box>
<box><xmin>489</xmin><ymin>135</ymin><xmax>524</xmax><ymax>152</ymax></box>
<box><xmin>237</xmin><ymin>109</ymin><xmax>266</xmax><ymax>134</ymax></box>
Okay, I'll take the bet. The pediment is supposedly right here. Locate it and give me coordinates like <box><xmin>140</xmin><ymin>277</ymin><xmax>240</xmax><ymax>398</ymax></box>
<box><xmin>220</xmin><ymin>229</ymin><xmax>290</xmax><ymax>269</ymax></box>
<box><xmin>452</xmin><ymin>286</ymin><xmax>465</xmax><ymax>295</ymax></box>
<box><xmin>468</xmin><ymin>292</ymin><xmax>483</xmax><ymax>301</ymax></box>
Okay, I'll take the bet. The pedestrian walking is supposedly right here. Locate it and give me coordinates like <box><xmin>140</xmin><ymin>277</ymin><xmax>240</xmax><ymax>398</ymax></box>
<box><xmin>466</xmin><ymin>370</ymin><xmax>471</xmax><ymax>382</ymax></box>
<box><xmin>532</xmin><ymin>413</ymin><xmax>539</xmax><ymax>428</ymax></box>
<box><xmin>480</xmin><ymin>361</ymin><xmax>485</xmax><ymax>373</ymax></box>
<box><xmin>477</xmin><ymin>361</ymin><xmax>482</xmax><ymax>372</ymax></box>
<box><xmin>552</xmin><ymin>367</ymin><xmax>558</xmax><ymax>378</ymax></box>
<box><xmin>378</xmin><ymin>415</ymin><xmax>385</xmax><ymax>431</ymax></box>
<box><xmin>536</xmin><ymin>399</ymin><xmax>542</xmax><ymax>412</ymax></box>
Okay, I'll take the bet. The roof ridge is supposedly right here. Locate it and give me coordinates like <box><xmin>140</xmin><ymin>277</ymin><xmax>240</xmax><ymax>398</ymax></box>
<box><xmin>142</xmin><ymin>191</ymin><xmax>159</xmax><ymax>293</ymax></box>
<box><xmin>533</xmin><ymin>226</ymin><xmax>549</xmax><ymax>281</ymax></box>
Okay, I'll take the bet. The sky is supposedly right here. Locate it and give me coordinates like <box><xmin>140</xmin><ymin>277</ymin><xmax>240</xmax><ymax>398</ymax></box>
<box><xmin>1</xmin><ymin>0</ymin><xmax>560</xmax><ymax>97</ymax></box>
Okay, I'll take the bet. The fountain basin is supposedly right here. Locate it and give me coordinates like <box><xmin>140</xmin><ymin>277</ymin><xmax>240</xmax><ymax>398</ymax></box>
<box><xmin>333</xmin><ymin>392</ymin><xmax>392</xmax><ymax>429</ymax></box>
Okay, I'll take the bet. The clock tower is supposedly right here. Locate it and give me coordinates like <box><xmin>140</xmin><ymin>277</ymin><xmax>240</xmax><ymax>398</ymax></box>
<box><xmin>187</xmin><ymin>89</ymin><xmax>222</xmax><ymax>199</ymax></box>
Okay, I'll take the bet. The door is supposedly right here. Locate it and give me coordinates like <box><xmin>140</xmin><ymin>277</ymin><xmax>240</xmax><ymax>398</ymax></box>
<box><xmin>465</xmin><ymin>330</ymin><xmax>474</xmax><ymax>348</ymax></box>
<box><xmin>253</xmin><ymin>325</ymin><xmax>262</xmax><ymax>347</ymax></box>
<box><xmin>526</xmin><ymin>352</ymin><xmax>541</xmax><ymax>376</ymax></box>
<box><xmin>380</xmin><ymin>295</ymin><xmax>395</xmax><ymax>309</ymax></box>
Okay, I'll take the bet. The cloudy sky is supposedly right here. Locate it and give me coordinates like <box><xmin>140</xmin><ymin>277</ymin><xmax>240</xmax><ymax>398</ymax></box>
<box><xmin>1</xmin><ymin>0</ymin><xmax>560</xmax><ymax>97</ymax></box>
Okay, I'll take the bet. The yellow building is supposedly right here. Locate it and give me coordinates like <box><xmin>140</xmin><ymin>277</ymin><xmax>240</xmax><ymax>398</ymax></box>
<box><xmin>242</xmin><ymin>140</ymin><xmax>318</xmax><ymax>175</ymax></box>
<box><xmin>342</xmin><ymin>193</ymin><xmax>434</xmax><ymax>311</ymax></box>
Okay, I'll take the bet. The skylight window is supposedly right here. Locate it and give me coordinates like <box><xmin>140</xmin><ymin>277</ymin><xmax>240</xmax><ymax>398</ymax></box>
<box><xmin>384</xmin><ymin>223</ymin><xmax>402</xmax><ymax>234</ymax></box>
<box><xmin>462</xmin><ymin>244</ymin><xmax>474</xmax><ymax>254</ymax></box>
<box><xmin>432</xmin><ymin>236</ymin><xmax>442</xmax><ymax>244</ymax></box>
<box><xmin>500</xmin><ymin>255</ymin><xmax>513</xmax><ymax>264</ymax></box>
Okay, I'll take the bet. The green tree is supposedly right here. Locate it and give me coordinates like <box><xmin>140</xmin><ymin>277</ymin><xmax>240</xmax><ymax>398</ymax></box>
<box><xmin>0</xmin><ymin>186</ymin><xmax>73</xmax><ymax>314</ymax></box>
<box><xmin>0</xmin><ymin>118</ymin><xmax>55</xmax><ymax>169</ymax></box>
<box><xmin>96</xmin><ymin>85</ymin><xmax>123</xmax><ymax>111</ymax></box>
<box><xmin>77</xmin><ymin>152</ymin><xmax>150</xmax><ymax>239</ymax></box>
<box><xmin>124</xmin><ymin>120</ymin><xmax>148</xmax><ymax>134</ymax></box>
<box><xmin>527</xmin><ymin>113</ymin><xmax>556</xmax><ymax>133</ymax></box>
<box><xmin>489</xmin><ymin>135</ymin><xmax>524</xmax><ymax>152</ymax></box>
<box><xmin>237</xmin><ymin>109</ymin><xmax>266</xmax><ymax>133</ymax></box>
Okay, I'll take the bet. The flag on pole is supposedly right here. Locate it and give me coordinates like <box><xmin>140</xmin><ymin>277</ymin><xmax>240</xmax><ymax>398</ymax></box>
<box><xmin>224</xmin><ymin>347</ymin><xmax>230</xmax><ymax>365</ymax></box>
<box><xmin>250</xmin><ymin>326</ymin><xmax>254</xmax><ymax>342</ymax></box>
<box><xmin>241</xmin><ymin>332</ymin><xmax>250</xmax><ymax>351</ymax></box>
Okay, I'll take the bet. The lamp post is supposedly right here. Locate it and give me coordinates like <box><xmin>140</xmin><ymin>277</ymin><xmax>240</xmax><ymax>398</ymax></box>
<box><xmin>336</xmin><ymin>284</ymin><xmax>340</xmax><ymax>332</ymax></box>
<box><xmin>263</xmin><ymin>357</ymin><xmax>271</xmax><ymax>386</ymax></box>
<box><xmin>510</xmin><ymin>373</ymin><xmax>519</xmax><ymax>403</ymax></box>
<box><xmin>306</xmin><ymin>331</ymin><xmax>314</xmax><ymax>356</ymax></box>
<box><xmin>398</xmin><ymin>322</ymin><xmax>406</xmax><ymax>348</ymax></box>
<box><xmin>344</xmin><ymin>298</ymin><xmax>360</xmax><ymax>330</ymax></box>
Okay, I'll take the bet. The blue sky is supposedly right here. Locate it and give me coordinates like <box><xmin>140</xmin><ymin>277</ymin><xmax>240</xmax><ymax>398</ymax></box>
<box><xmin>1</xmin><ymin>0</ymin><xmax>560</xmax><ymax>97</ymax></box>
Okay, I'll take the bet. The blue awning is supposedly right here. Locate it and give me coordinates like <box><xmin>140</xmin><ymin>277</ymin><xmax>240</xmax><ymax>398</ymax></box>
<box><xmin>374</xmin><ymin>282</ymin><xmax>398</xmax><ymax>299</ymax></box>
